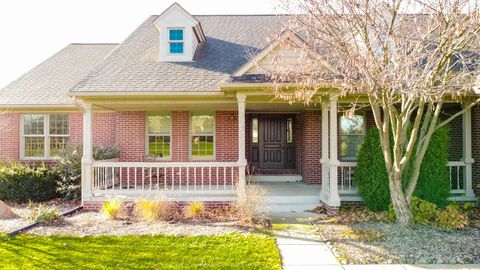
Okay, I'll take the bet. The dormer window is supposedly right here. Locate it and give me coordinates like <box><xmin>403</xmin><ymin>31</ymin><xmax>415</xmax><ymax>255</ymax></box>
<box><xmin>169</xmin><ymin>29</ymin><xmax>184</xmax><ymax>54</ymax></box>
<box><xmin>154</xmin><ymin>3</ymin><xmax>206</xmax><ymax>62</ymax></box>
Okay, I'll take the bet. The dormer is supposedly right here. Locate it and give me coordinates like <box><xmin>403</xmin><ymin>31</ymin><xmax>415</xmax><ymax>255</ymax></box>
<box><xmin>154</xmin><ymin>3</ymin><xmax>206</xmax><ymax>62</ymax></box>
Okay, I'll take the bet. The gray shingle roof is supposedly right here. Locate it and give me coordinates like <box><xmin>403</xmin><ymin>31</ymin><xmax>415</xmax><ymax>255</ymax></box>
<box><xmin>71</xmin><ymin>15</ymin><xmax>285</xmax><ymax>93</ymax></box>
<box><xmin>0</xmin><ymin>44</ymin><xmax>117</xmax><ymax>106</ymax></box>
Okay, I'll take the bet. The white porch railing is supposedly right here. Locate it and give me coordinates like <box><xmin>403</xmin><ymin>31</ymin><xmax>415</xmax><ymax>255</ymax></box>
<box><xmin>447</xmin><ymin>161</ymin><xmax>466</xmax><ymax>194</ymax></box>
<box><xmin>338</xmin><ymin>161</ymin><xmax>357</xmax><ymax>194</ymax></box>
<box><xmin>92</xmin><ymin>161</ymin><xmax>239</xmax><ymax>196</ymax></box>
<box><xmin>337</xmin><ymin>161</ymin><xmax>468</xmax><ymax>195</ymax></box>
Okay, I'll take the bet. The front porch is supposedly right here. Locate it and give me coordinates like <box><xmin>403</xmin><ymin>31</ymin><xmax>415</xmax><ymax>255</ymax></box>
<box><xmin>80</xmin><ymin>93</ymin><xmax>478</xmax><ymax>210</ymax></box>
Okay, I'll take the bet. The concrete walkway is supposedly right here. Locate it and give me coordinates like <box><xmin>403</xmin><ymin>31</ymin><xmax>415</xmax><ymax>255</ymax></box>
<box><xmin>272</xmin><ymin>212</ymin><xmax>342</xmax><ymax>270</ymax></box>
<box><xmin>271</xmin><ymin>212</ymin><xmax>480</xmax><ymax>270</ymax></box>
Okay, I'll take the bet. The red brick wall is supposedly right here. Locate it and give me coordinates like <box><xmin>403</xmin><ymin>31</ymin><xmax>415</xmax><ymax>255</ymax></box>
<box><xmin>171</xmin><ymin>111</ymin><xmax>189</xmax><ymax>162</ymax></box>
<box><xmin>0</xmin><ymin>113</ymin><xmax>20</xmax><ymax>161</ymax></box>
<box><xmin>472</xmin><ymin>105</ymin><xmax>480</xmax><ymax>196</ymax></box>
<box><xmin>300</xmin><ymin>110</ymin><xmax>322</xmax><ymax>184</ymax></box>
<box><xmin>215</xmin><ymin>111</ymin><xmax>238</xmax><ymax>162</ymax></box>
<box><xmin>115</xmin><ymin>112</ymin><xmax>145</xmax><ymax>162</ymax></box>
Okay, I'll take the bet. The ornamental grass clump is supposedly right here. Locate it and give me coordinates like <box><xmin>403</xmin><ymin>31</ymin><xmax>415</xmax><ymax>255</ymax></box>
<box><xmin>185</xmin><ymin>201</ymin><xmax>205</xmax><ymax>220</ymax></box>
<box><xmin>134</xmin><ymin>198</ymin><xmax>171</xmax><ymax>221</ymax></box>
<box><xmin>102</xmin><ymin>199</ymin><xmax>124</xmax><ymax>220</ymax></box>
<box><xmin>233</xmin><ymin>184</ymin><xmax>268</xmax><ymax>226</ymax></box>
<box><xmin>28</xmin><ymin>202</ymin><xmax>61</xmax><ymax>223</ymax></box>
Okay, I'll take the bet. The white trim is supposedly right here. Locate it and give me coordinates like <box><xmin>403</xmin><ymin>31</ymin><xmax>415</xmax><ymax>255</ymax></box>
<box><xmin>189</xmin><ymin>111</ymin><xmax>216</xmax><ymax>160</ymax></box>
<box><xmin>232</xmin><ymin>30</ymin><xmax>337</xmax><ymax>77</ymax></box>
<box><xmin>250</xmin><ymin>175</ymin><xmax>302</xmax><ymax>182</ymax></box>
<box><xmin>167</xmin><ymin>27</ymin><xmax>185</xmax><ymax>56</ymax></box>
<box><xmin>155</xmin><ymin>2</ymin><xmax>200</xmax><ymax>27</ymax></box>
<box><xmin>145</xmin><ymin>111</ymin><xmax>173</xmax><ymax>161</ymax></box>
<box><xmin>463</xmin><ymin>106</ymin><xmax>475</xmax><ymax>198</ymax></box>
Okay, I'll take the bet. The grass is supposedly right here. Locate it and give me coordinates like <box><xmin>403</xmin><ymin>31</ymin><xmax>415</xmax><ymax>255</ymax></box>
<box><xmin>0</xmin><ymin>234</ymin><xmax>281</xmax><ymax>270</ymax></box>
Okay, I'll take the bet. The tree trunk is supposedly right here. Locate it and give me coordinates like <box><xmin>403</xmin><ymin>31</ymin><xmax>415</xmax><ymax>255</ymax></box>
<box><xmin>389</xmin><ymin>172</ymin><xmax>414</xmax><ymax>228</ymax></box>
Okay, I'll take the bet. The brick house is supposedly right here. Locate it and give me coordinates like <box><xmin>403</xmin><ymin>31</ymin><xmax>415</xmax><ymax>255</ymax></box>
<box><xmin>0</xmin><ymin>3</ymin><xmax>478</xmax><ymax>212</ymax></box>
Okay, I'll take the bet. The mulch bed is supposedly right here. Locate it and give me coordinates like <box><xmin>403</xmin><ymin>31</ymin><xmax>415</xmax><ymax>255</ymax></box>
<box><xmin>27</xmin><ymin>210</ymin><xmax>255</xmax><ymax>236</ymax></box>
<box><xmin>313</xmin><ymin>206</ymin><xmax>480</xmax><ymax>264</ymax></box>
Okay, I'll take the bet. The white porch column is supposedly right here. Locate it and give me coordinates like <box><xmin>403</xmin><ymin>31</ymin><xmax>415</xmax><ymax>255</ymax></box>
<box><xmin>320</xmin><ymin>100</ymin><xmax>331</xmax><ymax>203</ymax></box>
<box><xmin>81</xmin><ymin>103</ymin><xmax>94</xmax><ymax>203</ymax></box>
<box><xmin>327</xmin><ymin>95</ymin><xmax>341</xmax><ymax>207</ymax></box>
<box><xmin>463</xmin><ymin>105</ymin><xmax>475</xmax><ymax>198</ymax></box>
<box><xmin>237</xmin><ymin>94</ymin><xmax>247</xmax><ymax>198</ymax></box>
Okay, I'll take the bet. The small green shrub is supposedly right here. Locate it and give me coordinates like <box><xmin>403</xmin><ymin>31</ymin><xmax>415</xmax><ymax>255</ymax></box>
<box><xmin>94</xmin><ymin>145</ymin><xmax>120</xmax><ymax>160</ymax></box>
<box><xmin>185</xmin><ymin>201</ymin><xmax>205</xmax><ymax>219</ymax></box>
<box><xmin>389</xmin><ymin>197</ymin><xmax>438</xmax><ymax>224</ymax></box>
<box><xmin>436</xmin><ymin>204</ymin><xmax>469</xmax><ymax>230</ymax></box>
<box><xmin>134</xmin><ymin>198</ymin><xmax>171</xmax><ymax>221</ymax></box>
<box><xmin>356</xmin><ymin>128</ymin><xmax>390</xmax><ymax>211</ymax></box>
<box><xmin>411</xmin><ymin>197</ymin><xmax>438</xmax><ymax>224</ymax></box>
<box><xmin>28</xmin><ymin>203</ymin><xmax>61</xmax><ymax>223</ymax></box>
<box><xmin>0</xmin><ymin>163</ymin><xmax>59</xmax><ymax>203</ymax></box>
<box><xmin>55</xmin><ymin>145</ymin><xmax>82</xmax><ymax>200</ymax></box>
<box><xmin>55</xmin><ymin>144</ymin><xmax>120</xmax><ymax>200</ymax></box>
<box><xmin>102</xmin><ymin>199</ymin><xmax>124</xmax><ymax>220</ymax></box>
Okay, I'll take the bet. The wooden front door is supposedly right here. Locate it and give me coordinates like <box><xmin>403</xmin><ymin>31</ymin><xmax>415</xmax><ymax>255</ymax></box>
<box><xmin>250</xmin><ymin>114</ymin><xmax>295</xmax><ymax>170</ymax></box>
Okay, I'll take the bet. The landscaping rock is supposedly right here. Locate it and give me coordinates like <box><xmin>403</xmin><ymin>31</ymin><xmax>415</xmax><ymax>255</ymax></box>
<box><xmin>0</xmin><ymin>200</ymin><xmax>18</xmax><ymax>219</ymax></box>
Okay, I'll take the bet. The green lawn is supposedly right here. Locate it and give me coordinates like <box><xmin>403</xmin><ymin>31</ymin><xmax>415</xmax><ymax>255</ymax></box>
<box><xmin>0</xmin><ymin>234</ymin><xmax>280</xmax><ymax>270</ymax></box>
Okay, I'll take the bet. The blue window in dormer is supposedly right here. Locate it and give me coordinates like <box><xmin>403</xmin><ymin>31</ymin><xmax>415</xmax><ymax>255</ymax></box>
<box><xmin>169</xmin><ymin>29</ymin><xmax>184</xmax><ymax>54</ymax></box>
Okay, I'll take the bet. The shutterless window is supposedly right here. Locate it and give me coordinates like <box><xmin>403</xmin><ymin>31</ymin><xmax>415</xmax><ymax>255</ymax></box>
<box><xmin>22</xmin><ymin>114</ymin><xmax>69</xmax><ymax>159</ymax></box>
<box><xmin>147</xmin><ymin>112</ymin><xmax>172</xmax><ymax>158</ymax></box>
<box><xmin>339</xmin><ymin>115</ymin><xmax>365</xmax><ymax>160</ymax></box>
<box><xmin>286</xmin><ymin>118</ymin><xmax>293</xmax><ymax>143</ymax></box>
<box><xmin>190</xmin><ymin>112</ymin><xmax>214</xmax><ymax>158</ymax></box>
<box><xmin>168</xmin><ymin>29</ymin><xmax>184</xmax><ymax>54</ymax></box>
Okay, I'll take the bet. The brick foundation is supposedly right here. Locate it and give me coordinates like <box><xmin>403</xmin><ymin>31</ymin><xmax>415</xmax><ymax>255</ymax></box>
<box><xmin>82</xmin><ymin>200</ymin><xmax>232</xmax><ymax>212</ymax></box>
<box><xmin>324</xmin><ymin>204</ymin><xmax>340</xmax><ymax>216</ymax></box>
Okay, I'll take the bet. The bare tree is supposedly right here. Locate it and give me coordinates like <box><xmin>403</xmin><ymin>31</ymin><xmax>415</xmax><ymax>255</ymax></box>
<box><xmin>264</xmin><ymin>0</ymin><xmax>480</xmax><ymax>227</ymax></box>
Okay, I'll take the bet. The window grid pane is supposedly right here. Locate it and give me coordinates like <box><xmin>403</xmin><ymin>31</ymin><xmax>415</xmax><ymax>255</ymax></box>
<box><xmin>148</xmin><ymin>113</ymin><xmax>171</xmax><ymax>134</ymax></box>
<box><xmin>23</xmin><ymin>115</ymin><xmax>45</xmax><ymax>135</ymax></box>
<box><xmin>340</xmin><ymin>115</ymin><xmax>365</xmax><ymax>160</ymax></box>
<box><xmin>25</xmin><ymin>137</ymin><xmax>45</xmax><ymax>157</ymax></box>
<box><xmin>169</xmin><ymin>42</ymin><xmax>184</xmax><ymax>54</ymax></box>
<box><xmin>148</xmin><ymin>135</ymin><xmax>171</xmax><ymax>158</ymax></box>
<box><xmin>169</xmin><ymin>29</ymin><xmax>184</xmax><ymax>41</ymax></box>
<box><xmin>191</xmin><ymin>135</ymin><xmax>214</xmax><ymax>158</ymax></box>
<box><xmin>49</xmin><ymin>114</ymin><xmax>69</xmax><ymax>135</ymax></box>
<box><xmin>50</xmin><ymin>137</ymin><xmax>69</xmax><ymax>157</ymax></box>
<box><xmin>191</xmin><ymin>112</ymin><xmax>214</xmax><ymax>158</ymax></box>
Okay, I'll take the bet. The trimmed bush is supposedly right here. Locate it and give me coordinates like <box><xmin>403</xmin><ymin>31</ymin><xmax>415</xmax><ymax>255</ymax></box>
<box><xmin>356</xmin><ymin>128</ymin><xmax>390</xmax><ymax>211</ymax></box>
<box><xmin>411</xmin><ymin>126</ymin><xmax>451</xmax><ymax>208</ymax></box>
<box><xmin>0</xmin><ymin>163</ymin><xmax>59</xmax><ymax>203</ymax></box>
<box><xmin>356</xmin><ymin>126</ymin><xmax>451</xmax><ymax>211</ymax></box>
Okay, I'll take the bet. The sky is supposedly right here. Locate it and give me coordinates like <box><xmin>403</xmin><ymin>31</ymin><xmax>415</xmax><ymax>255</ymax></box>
<box><xmin>0</xmin><ymin>0</ymin><xmax>278</xmax><ymax>88</ymax></box>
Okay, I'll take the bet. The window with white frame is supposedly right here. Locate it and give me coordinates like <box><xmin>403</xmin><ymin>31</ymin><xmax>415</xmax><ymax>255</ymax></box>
<box><xmin>190</xmin><ymin>112</ymin><xmax>215</xmax><ymax>158</ymax></box>
<box><xmin>147</xmin><ymin>112</ymin><xmax>172</xmax><ymax>159</ymax></box>
<box><xmin>168</xmin><ymin>29</ymin><xmax>184</xmax><ymax>54</ymax></box>
<box><xmin>339</xmin><ymin>114</ymin><xmax>365</xmax><ymax>160</ymax></box>
<box><xmin>22</xmin><ymin>114</ymin><xmax>69</xmax><ymax>159</ymax></box>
